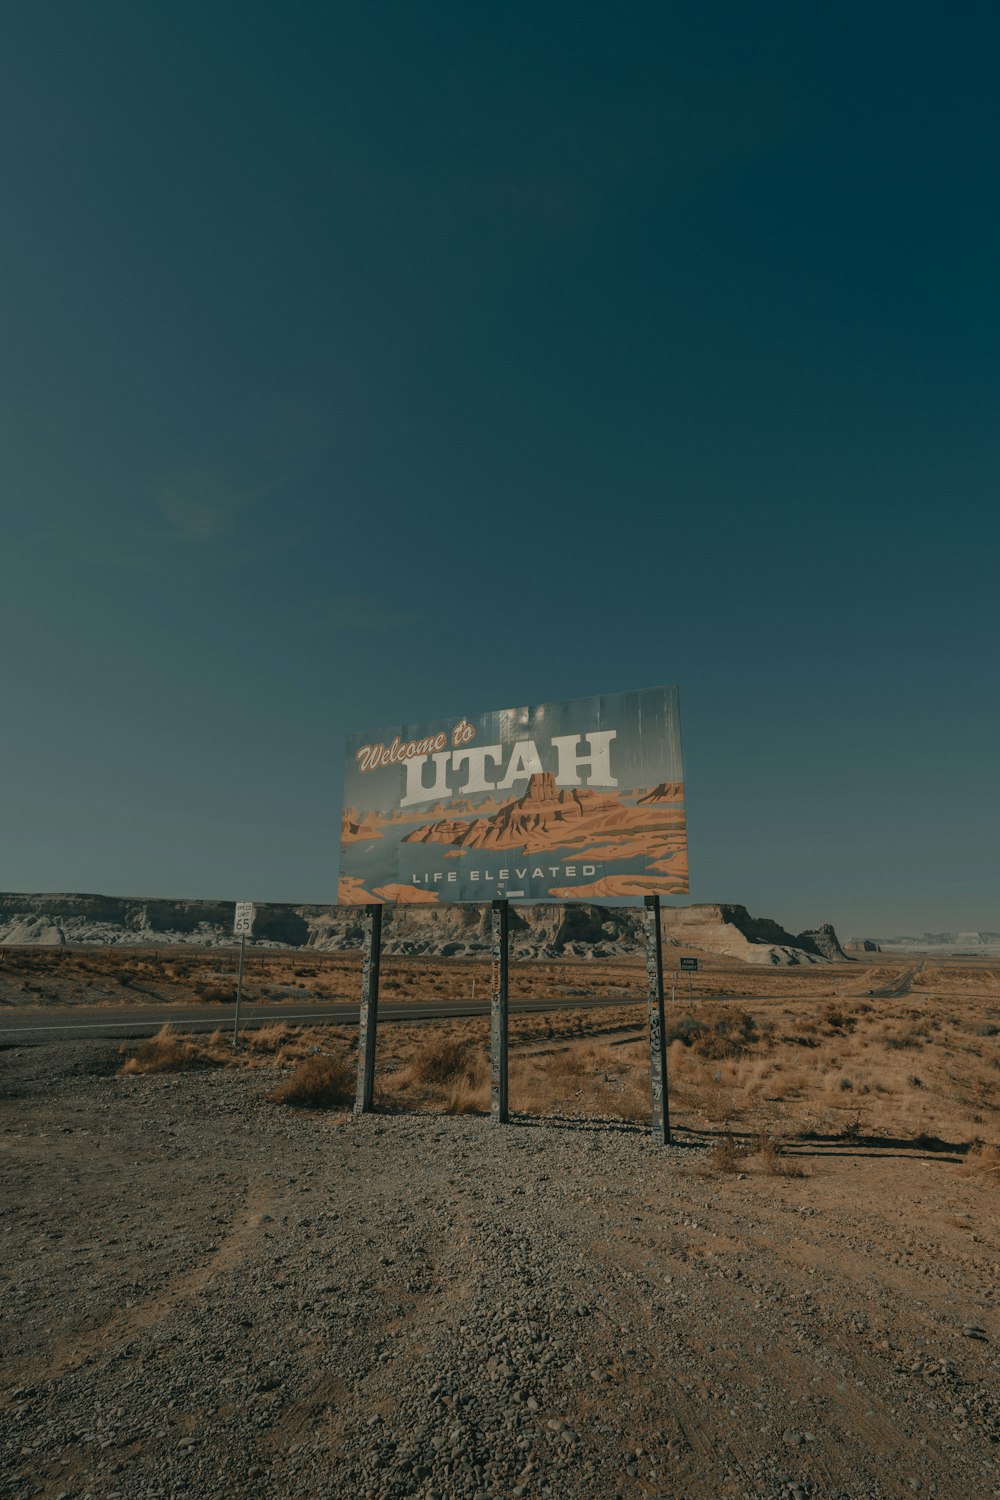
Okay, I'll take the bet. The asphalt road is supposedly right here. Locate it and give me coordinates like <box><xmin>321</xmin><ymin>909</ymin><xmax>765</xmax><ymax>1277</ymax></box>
<box><xmin>0</xmin><ymin>992</ymin><xmax>669</xmax><ymax>1042</ymax></box>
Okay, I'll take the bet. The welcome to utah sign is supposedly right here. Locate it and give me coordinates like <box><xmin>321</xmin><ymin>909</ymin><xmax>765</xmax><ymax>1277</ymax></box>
<box><xmin>339</xmin><ymin>686</ymin><xmax>688</xmax><ymax>906</ymax></box>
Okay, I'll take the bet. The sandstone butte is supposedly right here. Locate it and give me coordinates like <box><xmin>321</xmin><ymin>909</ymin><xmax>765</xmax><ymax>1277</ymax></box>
<box><xmin>550</xmin><ymin>872</ymin><xmax>687</xmax><ymax>900</ymax></box>
<box><xmin>371</xmin><ymin>883</ymin><xmax>439</xmax><ymax>905</ymax></box>
<box><xmin>400</xmin><ymin>772</ymin><xmax>686</xmax><ymax>859</ymax></box>
<box><xmin>340</xmin><ymin>808</ymin><xmax>384</xmax><ymax>844</ymax></box>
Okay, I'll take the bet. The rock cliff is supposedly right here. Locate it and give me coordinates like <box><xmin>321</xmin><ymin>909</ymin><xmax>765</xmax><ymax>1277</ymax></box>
<box><xmin>0</xmin><ymin>891</ymin><xmax>848</xmax><ymax>964</ymax></box>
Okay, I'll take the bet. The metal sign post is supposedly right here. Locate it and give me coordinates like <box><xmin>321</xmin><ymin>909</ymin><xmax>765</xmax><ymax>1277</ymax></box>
<box><xmin>644</xmin><ymin>894</ymin><xmax>670</xmax><ymax>1144</ymax></box>
<box><xmin>355</xmin><ymin>904</ymin><xmax>383</xmax><ymax>1113</ymax></box>
<box><xmin>490</xmin><ymin>899</ymin><xmax>509</xmax><ymax>1123</ymax></box>
<box><xmin>232</xmin><ymin>903</ymin><xmax>255</xmax><ymax>1047</ymax></box>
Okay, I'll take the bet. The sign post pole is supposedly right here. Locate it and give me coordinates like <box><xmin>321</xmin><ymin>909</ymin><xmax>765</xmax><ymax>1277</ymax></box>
<box><xmin>355</xmin><ymin>903</ymin><xmax>383</xmax><ymax>1114</ymax></box>
<box><xmin>232</xmin><ymin>902</ymin><xmax>255</xmax><ymax>1048</ymax></box>
<box><xmin>490</xmin><ymin>899</ymin><xmax>509</xmax><ymax>1124</ymax></box>
<box><xmin>644</xmin><ymin>894</ymin><xmax>670</xmax><ymax>1145</ymax></box>
<box><xmin>233</xmin><ymin>934</ymin><xmax>246</xmax><ymax>1046</ymax></box>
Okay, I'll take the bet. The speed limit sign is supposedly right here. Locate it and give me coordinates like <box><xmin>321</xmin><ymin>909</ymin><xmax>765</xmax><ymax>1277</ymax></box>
<box><xmin>233</xmin><ymin>902</ymin><xmax>255</xmax><ymax>936</ymax></box>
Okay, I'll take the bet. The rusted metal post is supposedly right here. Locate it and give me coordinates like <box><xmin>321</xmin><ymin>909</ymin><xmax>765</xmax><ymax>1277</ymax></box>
<box><xmin>490</xmin><ymin>899</ymin><xmax>509</xmax><ymax>1123</ymax></box>
<box><xmin>355</xmin><ymin>903</ymin><xmax>383</xmax><ymax>1114</ymax></box>
<box><xmin>644</xmin><ymin>894</ymin><xmax>670</xmax><ymax>1144</ymax></box>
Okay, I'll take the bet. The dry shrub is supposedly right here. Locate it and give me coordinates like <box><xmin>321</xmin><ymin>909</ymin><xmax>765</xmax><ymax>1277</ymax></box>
<box><xmin>600</xmin><ymin>1079</ymin><xmax>649</xmax><ymax>1123</ymax></box>
<box><xmin>706</xmin><ymin>1132</ymin><xmax>749</xmax><ymax>1173</ymax></box>
<box><xmin>752</xmin><ymin>1132</ymin><xmax>805</xmax><ymax>1178</ymax></box>
<box><xmin>668</xmin><ymin>1009</ymin><xmax>762</xmax><ymax>1061</ymax></box>
<box><xmin>410</xmin><ymin>1035</ymin><xmax>480</xmax><ymax>1086</ymax></box>
<box><xmin>247</xmin><ymin>1022</ymin><xmax>294</xmax><ymax>1054</ymax></box>
<box><xmin>509</xmin><ymin>1041</ymin><xmax>647</xmax><ymax>1121</ymax></box>
<box><xmin>274</xmin><ymin>1038</ymin><xmax>316</xmax><ymax>1067</ymax></box>
<box><xmin>444</xmin><ymin>1049</ymin><xmax>490</xmax><ymax>1115</ymax></box>
<box><xmin>195</xmin><ymin>984</ymin><xmax>235</xmax><ymax>1003</ymax></box>
<box><xmin>267</xmin><ymin>1053</ymin><xmax>354</xmax><ymax>1109</ymax></box>
<box><xmin>545</xmin><ymin>1045</ymin><xmax>597</xmax><ymax>1086</ymax></box>
<box><xmin>958</xmin><ymin>1143</ymin><xmax>1000</xmax><ymax>1182</ymax></box>
<box><xmin>120</xmin><ymin>1024</ymin><xmax>216</xmax><ymax>1075</ymax></box>
<box><xmin>532</xmin><ymin>1044</ymin><xmax>613</xmax><ymax>1106</ymax></box>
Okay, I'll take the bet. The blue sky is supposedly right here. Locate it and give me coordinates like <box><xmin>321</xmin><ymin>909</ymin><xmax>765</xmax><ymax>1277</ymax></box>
<box><xmin>2</xmin><ymin>2</ymin><xmax>997</xmax><ymax>937</ymax></box>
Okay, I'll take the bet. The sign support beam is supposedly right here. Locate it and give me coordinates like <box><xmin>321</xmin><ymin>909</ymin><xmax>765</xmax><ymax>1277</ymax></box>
<box><xmin>355</xmin><ymin>903</ymin><xmax>383</xmax><ymax>1114</ymax></box>
<box><xmin>644</xmin><ymin>894</ymin><xmax>670</xmax><ymax>1144</ymax></box>
<box><xmin>490</xmin><ymin>899</ymin><xmax>509</xmax><ymax>1123</ymax></box>
<box><xmin>232</xmin><ymin>933</ymin><xmax>246</xmax><ymax>1048</ymax></box>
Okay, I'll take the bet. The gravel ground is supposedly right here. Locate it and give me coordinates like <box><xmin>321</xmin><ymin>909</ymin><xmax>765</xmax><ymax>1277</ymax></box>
<box><xmin>1</xmin><ymin>1041</ymin><xmax>997</xmax><ymax>1499</ymax></box>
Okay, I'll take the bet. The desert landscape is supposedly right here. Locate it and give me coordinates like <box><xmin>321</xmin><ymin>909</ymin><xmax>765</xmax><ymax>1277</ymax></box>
<box><xmin>6</xmin><ymin>7</ymin><xmax>996</xmax><ymax>1499</ymax></box>
<box><xmin>1</xmin><ymin>940</ymin><xmax>997</xmax><ymax>1499</ymax></box>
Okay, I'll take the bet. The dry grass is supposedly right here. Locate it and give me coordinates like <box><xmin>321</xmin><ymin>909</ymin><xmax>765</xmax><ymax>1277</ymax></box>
<box><xmin>510</xmin><ymin>1041</ymin><xmax>650</xmax><ymax>1122</ymax></box>
<box><xmin>119</xmin><ymin>1024</ymin><xmax>224</xmax><ymax>1074</ymax></box>
<box><xmin>705</xmin><ymin>1132</ymin><xmax>749</xmax><ymax>1173</ymax></box>
<box><xmin>443</xmin><ymin>1050</ymin><xmax>490</xmax><ymax>1115</ymax></box>
<box><xmin>105</xmin><ymin>955</ymin><xmax>998</xmax><ymax>1158</ymax></box>
<box><xmin>245</xmin><ymin>1022</ymin><xmax>297</xmax><ymax>1054</ymax></box>
<box><xmin>266</xmin><ymin>1053</ymin><xmax>354</xmax><ymax>1109</ymax></box>
<box><xmin>958</xmin><ymin>1142</ymin><xmax>1000</xmax><ymax>1182</ymax></box>
<box><xmin>379</xmin><ymin>1031</ymin><xmax>491</xmax><ymax>1114</ymax></box>
<box><xmin>751</xmin><ymin>1131</ymin><xmax>806</xmax><ymax>1177</ymax></box>
<box><xmin>409</xmin><ymin>1035</ymin><xmax>480</xmax><ymax>1086</ymax></box>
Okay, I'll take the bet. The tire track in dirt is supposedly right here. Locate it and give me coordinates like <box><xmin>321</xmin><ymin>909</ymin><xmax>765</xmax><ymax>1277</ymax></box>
<box><xmin>9</xmin><ymin>1192</ymin><xmax>274</xmax><ymax>1389</ymax></box>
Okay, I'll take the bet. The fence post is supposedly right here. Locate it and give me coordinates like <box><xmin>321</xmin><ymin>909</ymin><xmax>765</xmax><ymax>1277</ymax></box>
<box><xmin>355</xmin><ymin>903</ymin><xmax>383</xmax><ymax>1114</ymax></box>
<box><xmin>644</xmin><ymin>894</ymin><xmax>670</xmax><ymax>1144</ymax></box>
<box><xmin>490</xmin><ymin>899</ymin><xmax>509</xmax><ymax>1123</ymax></box>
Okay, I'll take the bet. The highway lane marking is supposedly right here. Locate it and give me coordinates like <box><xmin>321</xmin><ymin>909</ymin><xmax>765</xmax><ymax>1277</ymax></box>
<box><xmin>0</xmin><ymin>997</ymin><xmax>653</xmax><ymax>1035</ymax></box>
<box><xmin>0</xmin><ymin>994</ymin><xmax>761</xmax><ymax>1037</ymax></box>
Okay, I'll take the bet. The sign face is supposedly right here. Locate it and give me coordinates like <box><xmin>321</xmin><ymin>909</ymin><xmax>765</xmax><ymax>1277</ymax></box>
<box><xmin>233</xmin><ymin>902</ymin><xmax>255</xmax><ymax>936</ymax></box>
<box><xmin>679</xmin><ymin>956</ymin><xmax>699</xmax><ymax>972</ymax></box>
<box><xmin>339</xmin><ymin>686</ymin><xmax>687</xmax><ymax>906</ymax></box>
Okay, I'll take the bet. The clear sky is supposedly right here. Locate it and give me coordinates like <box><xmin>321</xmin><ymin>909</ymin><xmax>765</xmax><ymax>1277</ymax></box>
<box><xmin>2</xmin><ymin>3</ymin><xmax>997</xmax><ymax>938</ymax></box>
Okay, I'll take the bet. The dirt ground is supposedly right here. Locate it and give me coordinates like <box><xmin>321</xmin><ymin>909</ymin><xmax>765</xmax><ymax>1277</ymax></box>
<box><xmin>0</xmin><ymin>956</ymin><xmax>997</xmax><ymax>1499</ymax></box>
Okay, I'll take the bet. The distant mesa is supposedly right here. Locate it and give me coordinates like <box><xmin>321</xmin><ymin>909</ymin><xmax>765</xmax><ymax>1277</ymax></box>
<box><xmin>386</xmin><ymin>799</ymin><xmax>482</xmax><ymax>826</ymax></box>
<box><xmin>463</xmin><ymin>793</ymin><xmax>511</xmax><ymax>815</ymax></box>
<box><xmin>337</xmin><ymin>876</ymin><xmax>380</xmax><ymax>904</ymax></box>
<box><xmin>649</xmin><ymin>849</ymin><xmax>689</xmax><ymax>879</ymax></box>
<box><xmin>846</xmin><ymin>930</ymin><xmax>1000</xmax><ymax>955</ymax></box>
<box><xmin>550</xmin><ymin>874</ymin><xmax>686</xmax><ymax>899</ymax></box>
<box><xmin>341</xmin><ymin>808</ymin><xmax>384</xmax><ymax>845</ymax></box>
<box><xmin>337</xmin><ymin>876</ymin><xmax>440</xmax><ymax>906</ymax></box>
<box><xmin>635</xmin><ymin>782</ymin><xmax>684</xmax><ymax>804</ymax></box>
<box><xmin>371</xmin><ymin>883</ymin><xmax>439</xmax><ymax>905</ymax></box>
<box><xmin>401</xmin><ymin>772</ymin><xmax>687</xmax><ymax>868</ymax></box>
<box><xmin>0</xmin><ymin>891</ymin><xmax>848</xmax><ymax>965</ymax></box>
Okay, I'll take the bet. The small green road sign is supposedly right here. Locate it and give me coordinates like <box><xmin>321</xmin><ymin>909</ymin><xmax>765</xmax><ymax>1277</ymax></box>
<box><xmin>679</xmin><ymin>956</ymin><xmax>699</xmax><ymax>972</ymax></box>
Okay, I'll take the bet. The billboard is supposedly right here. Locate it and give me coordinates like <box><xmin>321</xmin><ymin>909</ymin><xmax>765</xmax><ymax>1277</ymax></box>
<box><xmin>339</xmin><ymin>686</ymin><xmax>687</xmax><ymax>906</ymax></box>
